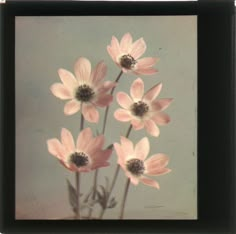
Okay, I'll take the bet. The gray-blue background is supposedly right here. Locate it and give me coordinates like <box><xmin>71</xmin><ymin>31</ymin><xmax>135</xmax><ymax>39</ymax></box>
<box><xmin>15</xmin><ymin>16</ymin><xmax>197</xmax><ymax>219</ymax></box>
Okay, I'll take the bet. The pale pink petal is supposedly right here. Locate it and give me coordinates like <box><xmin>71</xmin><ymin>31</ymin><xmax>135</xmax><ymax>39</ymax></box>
<box><xmin>61</xmin><ymin>128</ymin><xmax>75</xmax><ymax>153</ymax></box>
<box><xmin>145</xmin><ymin>153</ymin><xmax>169</xmax><ymax>170</ymax></box>
<box><xmin>86</xmin><ymin>135</ymin><xmax>105</xmax><ymax>156</ymax></box>
<box><xmin>82</xmin><ymin>104</ymin><xmax>99</xmax><ymax>123</ymax></box>
<box><xmin>152</xmin><ymin>98</ymin><xmax>173</xmax><ymax>112</ymax></box>
<box><xmin>64</xmin><ymin>100</ymin><xmax>81</xmax><ymax>115</ymax></box>
<box><xmin>74</xmin><ymin>57</ymin><xmax>91</xmax><ymax>82</ymax></box>
<box><xmin>144</xmin><ymin>119</ymin><xmax>160</xmax><ymax>137</ymax></box>
<box><xmin>90</xmin><ymin>61</ymin><xmax>107</xmax><ymax>85</ymax></box>
<box><xmin>47</xmin><ymin>139</ymin><xmax>66</xmax><ymax>160</ymax></box>
<box><xmin>131</xmin><ymin>119</ymin><xmax>144</xmax><ymax>130</ymax></box>
<box><xmin>135</xmin><ymin>137</ymin><xmax>150</xmax><ymax>160</ymax></box>
<box><xmin>91</xmin><ymin>149</ymin><xmax>112</xmax><ymax>164</ymax></box>
<box><xmin>98</xmin><ymin>81</ymin><xmax>116</xmax><ymax>93</ymax></box>
<box><xmin>120</xmin><ymin>136</ymin><xmax>134</xmax><ymax>156</ymax></box>
<box><xmin>114</xmin><ymin>109</ymin><xmax>132</xmax><ymax>122</ymax></box>
<box><xmin>110</xmin><ymin>36</ymin><xmax>121</xmax><ymax>61</ymax></box>
<box><xmin>152</xmin><ymin>112</ymin><xmax>171</xmax><ymax>126</ymax></box>
<box><xmin>147</xmin><ymin>168</ymin><xmax>171</xmax><ymax>176</ymax></box>
<box><xmin>120</xmin><ymin>33</ymin><xmax>133</xmax><ymax>52</ymax></box>
<box><xmin>107</xmin><ymin>46</ymin><xmax>117</xmax><ymax>62</ymax></box>
<box><xmin>60</xmin><ymin>160</ymin><xmax>76</xmax><ymax>171</ymax></box>
<box><xmin>136</xmin><ymin>57</ymin><xmax>159</xmax><ymax>69</ymax></box>
<box><xmin>130</xmin><ymin>78</ymin><xmax>144</xmax><ymax>100</ymax></box>
<box><xmin>129</xmin><ymin>38</ymin><xmax>146</xmax><ymax>59</ymax></box>
<box><xmin>76</xmin><ymin>128</ymin><xmax>93</xmax><ymax>151</ymax></box>
<box><xmin>94</xmin><ymin>94</ymin><xmax>113</xmax><ymax>107</ymax></box>
<box><xmin>134</xmin><ymin>67</ymin><xmax>158</xmax><ymax>75</ymax></box>
<box><xmin>92</xmin><ymin>161</ymin><xmax>110</xmax><ymax>170</ymax></box>
<box><xmin>143</xmin><ymin>83</ymin><xmax>162</xmax><ymax>102</ymax></box>
<box><xmin>116</xmin><ymin>92</ymin><xmax>133</xmax><ymax>109</ymax></box>
<box><xmin>58</xmin><ymin>69</ymin><xmax>77</xmax><ymax>90</ymax></box>
<box><xmin>114</xmin><ymin>143</ymin><xmax>126</xmax><ymax>167</ymax></box>
<box><xmin>129</xmin><ymin>176</ymin><xmax>139</xmax><ymax>185</ymax></box>
<box><xmin>50</xmin><ymin>83</ymin><xmax>72</xmax><ymax>100</ymax></box>
<box><xmin>140</xmin><ymin>176</ymin><xmax>160</xmax><ymax>189</ymax></box>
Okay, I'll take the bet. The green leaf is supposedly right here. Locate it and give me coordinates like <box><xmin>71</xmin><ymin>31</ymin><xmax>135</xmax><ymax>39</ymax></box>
<box><xmin>107</xmin><ymin>197</ymin><xmax>117</xmax><ymax>209</ymax></box>
<box><xmin>66</xmin><ymin>179</ymin><xmax>78</xmax><ymax>214</ymax></box>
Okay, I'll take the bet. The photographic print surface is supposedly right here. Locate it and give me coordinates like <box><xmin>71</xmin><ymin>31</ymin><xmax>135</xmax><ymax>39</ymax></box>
<box><xmin>15</xmin><ymin>16</ymin><xmax>197</xmax><ymax>220</ymax></box>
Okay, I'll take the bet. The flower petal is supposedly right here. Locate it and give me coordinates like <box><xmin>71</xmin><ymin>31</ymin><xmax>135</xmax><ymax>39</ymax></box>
<box><xmin>152</xmin><ymin>98</ymin><xmax>173</xmax><ymax>112</ymax></box>
<box><xmin>94</xmin><ymin>94</ymin><xmax>113</xmax><ymax>107</ymax></box>
<box><xmin>134</xmin><ymin>68</ymin><xmax>158</xmax><ymax>75</ymax></box>
<box><xmin>129</xmin><ymin>38</ymin><xmax>146</xmax><ymax>59</ymax></box>
<box><xmin>130</xmin><ymin>78</ymin><xmax>144</xmax><ymax>100</ymax></box>
<box><xmin>82</xmin><ymin>104</ymin><xmax>99</xmax><ymax>123</ymax></box>
<box><xmin>76</xmin><ymin>128</ymin><xmax>93</xmax><ymax>151</ymax></box>
<box><xmin>47</xmin><ymin>138</ymin><xmax>66</xmax><ymax>160</ymax></box>
<box><xmin>145</xmin><ymin>153</ymin><xmax>169</xmax><ymax>171</ymax></box>
<box><xmin>116</xmin><ymin>92</ymin><xmax>133</xmax><ymax>109</ymax></box>
<box><xmin>58</xmin><ymin>68</ymin><xmax>77</xmax><ymax>90</ymax></box>
<box><xmin>129</xmin><ymin>176</ymin><xmax>139</xmax><ymax>185</ymax></box>
<box><xmin>90</xmin><ymin>61</ymin><xmax>107</xmax><ymax>86</ymax></box>
<box><xmin>135</xmin><ymin>137</ymin><xmax>150</xmax><ymax>160</ymax></box>
<box><xmin>120</xmin><ymin>33</ymin><xmax>133</xmax><ymax>52</ymax></box>
<box><xmin>136</xmin><ymin>57</ymin><xmax>159</xmax><ymax>69</ymax></box>
<box><xmin>98</xmin><ymin>81</ymin><xmax>116</xmax><ymax>93</ymax></box>
<box><xmin>64</xmin><ymin>100</ymin><xmax>81</xmax><ymax>115</ymax></box>
<box><xmin>144</xmin><ymin>119</ymin><xmax>160</xmax><ymax>137</ymax></box>
<box><xmin>86</xmin><ymin>135</ymin><xmax>105</xmax><ymax>156</ymax></box>
<box><xmin>131</xmin><ymin>119</ymin><xmax>144</xmax><ymax>130</ymax></box>
<box><xmin>114</xmin><ymin>143</ymin><xmax>126</xmax><ymax>167</ymax></box>
<box><xmin>147</xmin><ymin>168</ymin><xmax>171</xmax><ymax>176</ymax></box>
<box><xmin>143</xmin><ymin>83</ymin><xmax>162</xmax><ymax>102</ymax></box>
<box><xmin>74</xmin><ymin>57</ymin><xmax>91</xmax><ymax>82</ymax></box>
<box><xmin>50</xmin><ymin>83</ymin><xmax>72</xmax><ymax>100</ymax></box>
<box><xmin>114</xmin><ymin>109</ymin><xmax>132</xmax><ymax>122</ymax></box>
<box><xmin>107</xmin><ymin>46</ymin><xmax>117</xmax><ymax>62</ymax></box>
<box><xmin>91</xmin><ymin>149</ymin><xmax>112</xmax><ymax>164</ymax></box>
<box><xmin>120</xmin><ymin>136</ymin><xmax>134</xmax><ymax>156</ymax></box>
<box><xmin>152</xmin><ymin>112</ymin><xmax>171</xmax><ymax>126</ymax></box>
<box><xmin>140</xmin><ymin>176</ymin><xmax>160</xmax><ymax>189</ymax></box>
<box><xmin>110</xmin><ymin>36</ymin><xmax>121</xmax><ymax>61</ymax></box>
<box><xmin>61</xmin><ymin>128</ymin><xmax>75</xmax><ymax>154</ymax></box>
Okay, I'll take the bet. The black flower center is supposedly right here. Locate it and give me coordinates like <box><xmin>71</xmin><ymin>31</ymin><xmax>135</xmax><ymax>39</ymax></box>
<box><xmin>70</xmin><ymin>152</ymin><xmax>89</xmax><ymax>168</ymax></box>
<box><xmin>131</xmin><ymin>101</ymin><xmax>149</xmax><ymax>117</ymax></box>
<box><xmin>126</xmin><ymin>158</ymin><xmax>145</xmax><ymax>176</ymax></box>
<box><xmin>75</xmin><ymin>84</ymin><xmax>95</xmax><ymax>102</ymax></box>
<box><xmin>120</xmin><ymin>54</ymin><xmax>137</xmax><ymax>69</ymax></box>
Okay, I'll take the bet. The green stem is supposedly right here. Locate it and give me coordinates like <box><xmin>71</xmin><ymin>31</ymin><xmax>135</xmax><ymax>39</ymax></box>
<box><xmin>119</xmin><ymin>178</ymin><xmax>130</xmax><ymax>219</ymax></box>
<box><xmin>98</xmin><ymin>124</ymin><xmax>132</xmax><ymax>219</ymax></box>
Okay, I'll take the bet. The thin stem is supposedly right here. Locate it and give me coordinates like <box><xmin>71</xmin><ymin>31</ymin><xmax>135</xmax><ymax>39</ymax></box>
<box><xmin>119</xmin><ymin>178</ymin><xmax>130</xmax><ymax>219</ymax></box>
<box><xmin>75</xmin><ymin>107</ymin><xmax>84</xmax><ymax>219</ymax></box>
<box><xmin>98</xmin><ymin>124</ymin><xmax>132</xmax><ymax>219</ymax></box>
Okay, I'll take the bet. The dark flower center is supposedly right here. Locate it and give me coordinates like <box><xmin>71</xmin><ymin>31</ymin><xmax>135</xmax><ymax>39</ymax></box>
<box><xmin>131</xmin><ymin>101</ymin><xmax>149</xmax><ymax>117</ymax></box>
<box><xmin>70</xmin><ymin>152</ymin><xmax>89</xmax><ymax>168</ymax></box>
<box><xmin>126</xmin><ymin>158</ymin><xmax>145</xmax><ymax>176</ymax></box>
<box><xmin>75</xmin><ymin>84</ymin><xmax>95</xmax><ymax>102</ymax></box>
<box><xmin>120</xmin><ymin>54</ymin><xmax>137</xmax><ymax>69</ymax></box>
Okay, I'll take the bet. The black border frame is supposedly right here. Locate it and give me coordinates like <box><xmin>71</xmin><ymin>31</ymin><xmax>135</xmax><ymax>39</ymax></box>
<box><xmin>0</xmin><ymin>0</ymin><xmax>235</xmax><ymax>233</ymax></box>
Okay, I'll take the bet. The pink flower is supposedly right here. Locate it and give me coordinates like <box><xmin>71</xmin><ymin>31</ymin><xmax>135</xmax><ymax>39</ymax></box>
<box><xmin>47</xmin><ymin>128</ymin><xmax>112</xmax><ymax>172</ymax></box>
<box><xmin>50</xmin><ymin>57</ymin><xmax>116</xmax><ymax>123</ymax></box>
<box><xmin>114</xmin><ymin>78</ymin><xmax>172</xmax><ymax>137</ymax></box>
<box><xmin>107</xmin><ymin>33</ymin><xmax>159</xmax><ymax>75</ymax></box>
<box><xmin>114</xmin><ymin>137</ymin><xmax>171</xmax><ymax>189</ymax></box>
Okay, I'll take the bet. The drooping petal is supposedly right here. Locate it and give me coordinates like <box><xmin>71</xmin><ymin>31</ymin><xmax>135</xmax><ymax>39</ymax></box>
<box><xmin>50</xmin><ymin>83</ymin><xmax>72</xmax><ymax>100</ymax></box>
<box><xmin>134</xmin><ymin>137</ymin><xmax>150</xmax><ymax>160</ymax></box>
<box><xmin>116</xmin><ymin>92</ymin><xmax>133</xmax><ymax>109</ymax></box>
<box><xmin>120</xmin><ymin>33</ymin><xmax>133</xmax><ymax>52</ymax></box>
<box><xmin>74</xmin><ymin>57</ymin><xmax>91</xmax><ymax>82</ymax></box>
<box><xmin>152</xmin><ymin>98</ymin><xmax>173</xmax><ymax>112</ymax></box>
<box><xmin>114</xmin><ymin>143</ymin><xmax>126</xmax><ymax>167</ymax></box>
<box><xmin>94</xmin><ymin>94</ymin><xmax>113</xmax><ymax>107</ymax></box>
<box><xmin>120</xmin><ymin>136</ymin><xmax>134</xmax><ymax>156</ymax></box>
<box><xmin>130</xmin><ymin>78</ymin><xmax>144</xmax><ymax>100</ymax></box>
<box><xmin>91</xmin><ymin>161</ymin><xmax>110</xmax><ymax>170</ymax></box>
<box><xmin>114</xmin><ymin>109</ymin><xmax>132</xmax><ymax>122</ymax></box>
<box><xmin>98</xmin><ymin>81</ymin><xmax>116</xmax><ymax>93</ymax></box>
<box><xmin>90</xmin><ymin>61</ymin><xmax>107</xmax><ymax>85</ymax></box>
<box><xmin>58</xmin><ymin>68</ymin><xmax>77</xmax><ymax>90</ymax></box>
<box><xmin>91</xmin><ymin>149</ymin><xmax>112</xmax><ymax>164</ymax></box>
<box><xmin>145</xmin><ymin>153</ymin><xmax>169</xmax><ymax>171</ymax></box>
<box><xmin>129</xmin><ymin>38</ymin><xmax>146</xmax><ymax>59</ymax></box>
<box><xmin>152</xmin><ymin>112</ymin><xmax>171</xmax><ymax>126</ymax></box>
<box><xmin>86</xmin><ymin>135</ymin><xmax>105</xmax><ymax>156</ymax></box>
<box><xmin>47</xmin><ymin>138</ymin><xmax>66</xmax><ymax>160</ymax></box>
<box><xmin>143</xmin><ymin>83</ymin><xmax>162</xmax><ymax>102</ymax></box>
<box><xmin>131</xmin><ymin>119</ymin><xmax>144</xmax><ymax>130</ymax></box>
<box><xmin>64</xmin><ymin>100</ymin><xmax>81</xmax><ymax>115</ymax></box>
<box><xmin>140</xmin><ymin>176</ymin><xmax>160</xmax><ymax>189</ymax></box>
<box><xmin>76</xmin><ymin>128</ymin><xmax>93</xmax><ymax>151</ymax></box>
<box><xmin>144</xmin><ymin>119</ymin><xmax>160</xmax><ymax>137</ymax></box>
<box><xmin>82</xmin><ymin>104</ymin><xmax>99</xmax><ymax>123</ymax></box>
<box><xmin>136</xmin><ymin>57</ymin><xmax>159</xmax><ymax>69</ymax></box>
<box><xmin>61</xmin><ymin>128</ymin><xmax>75</xmax><ymax>154</ymax></box>
<box><xmin>134</xmin><ymin>67</ymin><xmax>158</xmax><ymax>75</ymax></box>
<box><xmin>147</xmin><ymin>168</ymin><xmax>171</xmax><ymax>176</ymax></box>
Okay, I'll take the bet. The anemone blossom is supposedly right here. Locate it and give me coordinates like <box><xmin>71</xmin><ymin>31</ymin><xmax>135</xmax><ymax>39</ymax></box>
<box><xmin>50</xmin><ymin>57</ymin><xmax>116</xmax><ymax>123</ymax></box>
<box><xmin>107</xmin><ymin>33</ymin><xmax>159</xmax><ymax>75</ymax></box>
<box><xmin>47</xmin><ymin>128</ymin><xmax>112</xmax><ymax>172</ymax></box>
<box><xmin>114</xmin><ymin>78</ymin><xmax>172</xmax><ymax>137</ymax></box>
<box><xmin>114</xmin><ymin>136</ymin><xmax>171</xmax><ymax>189</ymax></box>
